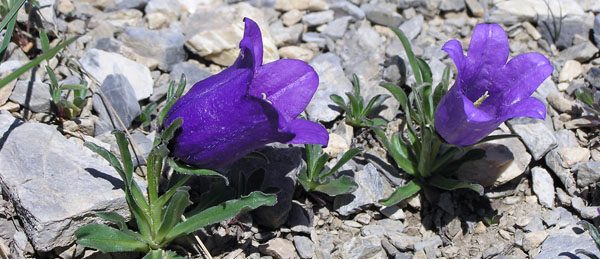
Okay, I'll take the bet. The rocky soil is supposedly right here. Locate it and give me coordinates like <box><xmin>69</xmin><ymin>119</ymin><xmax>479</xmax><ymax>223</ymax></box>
<box><xmin>0</xmin><ymin>0</ymin><xmax>600</xmax><ymax>258</ymax></box>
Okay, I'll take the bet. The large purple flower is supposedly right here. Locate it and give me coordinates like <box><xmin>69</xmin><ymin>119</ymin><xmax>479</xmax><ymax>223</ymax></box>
<box><xmin>434</xmin><ymin>23</ymin><xmax>553</xmax><ymax>146</ymax></box>
<box><xmin>164</xmin><ymin>18</ymin><xmax>328</xmax><ymax>169</ymax></box>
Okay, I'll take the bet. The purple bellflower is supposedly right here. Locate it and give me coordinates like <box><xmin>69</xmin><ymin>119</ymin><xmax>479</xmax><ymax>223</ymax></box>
<box><xmin>434</xmin><ymin>23</ymin><xmax>553</xmax><ymax>146</ymax></box>
<box><xmin>164</xmin><ymin>18</ymin><xmax>329</xmax><ymax>169</ymax></box>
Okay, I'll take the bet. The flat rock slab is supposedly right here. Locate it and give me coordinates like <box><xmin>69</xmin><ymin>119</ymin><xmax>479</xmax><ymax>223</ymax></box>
<box><xmin>0</xmin><ymin>113</ymin><xmax>137</xmax><ymax>252</ymax></box>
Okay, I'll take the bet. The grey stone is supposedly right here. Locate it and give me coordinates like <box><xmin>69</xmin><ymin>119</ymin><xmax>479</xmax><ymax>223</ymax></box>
<box><xmin>130</xmin><ymin>131</ymin><xmax>152</xmax><ymax>167</ymax></box>
<box><xmin>465</xmin><ymin>0</ymin><xmax>485</xmax><ymax>16</ymax></box>
<box><xmin>524</xmin><ymin>214</ymin><xmax>545</xmax><ymax>232</ymax></box>
<box><xmin>271</xmin><ymin>21</ymin><xmax>304</xmax><ymax>47</ymax></box>
<box><xmin>9</xmin><ymin>80</ymin><xmax>52</xmax><ymax>113</ymax></box>
<box><xmin>119</xmin><ymin>27</ymin><xmax>186</xmax><ymax>71</ymax></box>
<box><xmin>340</xmin><ymin>235</ymin><xmax>385</xmax><ymax>259</ymax></box>
<box><xmin>294</xmin><ymin>236</ymin><xmax>315</xmax><ymax>259</ymax></box>
<box><xmin>533</xmin><ymin>78</ymin><xmax>559</xmax><ymax>105</ymax></box>
<box><xmin>387</xmin><ymin>233</ymin><xmax>418</xmax><ymax>251</ymax></box>
<box><xmin>485</xmin><ymin>0</ymin><xmax>586</xmax><ymax>25</ymax></box>
<box><xmin>260</xmin><ymin>238</ymin><xmax>298</xmax><ymax>259</ymax></box>
<box><xmin>168</xmin><ymin>62</ymin><xmax>212</xmax><ymax>93</ymax></box>
<box><xmin>306</xmin><ymin>53</ymin><xmax>353</xmax><ymax>122</ymax></box>
<box><xmin>545</xmin><ymin>150</ymin><xmax>577</xmax><ymax>195</ymax></box>
<box><xmin>414</xmin><ymin>236</ymin><xmax>443</xmax><ymax>251</ymax></box>
<box><xmin>398</xmin><ymin>14</ymin><xmax>423</xmax><ymax>41</ymax></box>
<box><xmin>94</xmin><ymin>37</ymin><xmax>122</xmax><ymax>53</ymax></box>
<box><xmin>330</xmin><ymin>1</ymin><xmax>365</xmax><ymax>20</ymax></box>
<box><xmin>105</xmin><ymin>0</ymin><xmax>148</xmax><ymax>11</ymax></box>
<box><xmin>536</xmin><ymin>223</ymin><xmax>600</xmax><ymax>258</ymax></box>
<box><xmin>507</xmin><ymin>117</ymin><xmax>557</xmax><ymax>160</ymax></box>
<box><xmin>580</xmin><ymin>206</ymin><xmax>599</xmax><ymax>219</ymax></box>
<box><xmin>0</xmin><ymin>115</ymin><xmax>137</xmax><ymax>252</ymax></box>
<box><xmin>247</xmin><ymin>146</ymin><xmax>304</xmax><ymax>229</ymax></box>
<box><xmin>323</xmin><ymin>16</ymin><xmax>352</xmax><ymax>39</ymax></box>
<box><xmin>440</xmin><ymin>0</ymin><xmax>465</xmax><ymax>11</ymax></box>
<box><xmin>361</xmin><ymin>225</ymin><xmax>387</xmax><ymax>238</ymax></box>
<box><xmin>361</xmin><ymin>3</ymin><xmax>403</xmax><ymax>27</ymax></box>
<box><xmin>396</xmin><ymin>0</ymin><xmax>427</xmax><ymax>9</ymax></box>
<box><xmin>542</xmin><ymin>207</ymin><xmax>561</xmax><ymax>227</ymax></box>
<box><xmin>302</xmin><ymin>32</ymin><xmax>327</xmax><ymax>46</ymax></box>
<box><xmin>92</xmin><ymin>74</ymin><xmax>141</xmax><ymax>136</ymax></box>
<box><xmin>558</xmin><ymin>41</ymin><xmax>599</xmax><ymax>62</ymax></box>
<box><xmin>532</xmin><ymin>167</ymin><xmax>555</xmax><ymax>208</ymax></box>
<box><xmin>302</xmin><ymin>10</ymin><xmax>334</xmax><ymax>26</ymax></box>
<box><xmin>586</xmin><ymin>67</ymin><xmax>600</xmax><ymax>89</ymax></box>
<box><xmin>537</xmin><ymin>16</ymin><xmax>590</xmax><ymax>50</ymax></box>
<box><xmin>334</xmin><ymin>163</ymin><xmax>393</xmax><ymax>216</ymax></box>
<box><xmin>80</xmin><ymin>48</ymin><xmax>153</xmax><ymax>101</ymax></box>
<box><xmin>574</xmin><ymin>161</ymin><xmax>600</xmax><ymax>187</ymax></box>
<box><xmin>595</xmin><ymin>14</ymin><xmax>600</xmax><ymax>48</ymax></box>
<box><xmin>376</xmin><ymin>218</ymin><xmax>405</xmax><ymax>237</ymax></box>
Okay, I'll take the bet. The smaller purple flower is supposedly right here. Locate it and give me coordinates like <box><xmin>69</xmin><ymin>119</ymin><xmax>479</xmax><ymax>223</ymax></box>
<box><xmin>164</xmin><ymin>18</ymin><xmax>328</xmax><ymax>169</ymax></box>
<box><xmin>434</xmin><ymin>23</ymin><xmax>553</xmax><ymax>146</ymax></box>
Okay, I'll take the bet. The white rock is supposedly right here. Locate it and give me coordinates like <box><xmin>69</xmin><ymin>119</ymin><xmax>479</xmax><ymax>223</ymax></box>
<box><xmin>278</xmin><ymin>46</ymin><xmax>314</xmax><ymax>62</ymax></box>
<box><xmin>80</xmin><ymin>49</ymin><xmax>153</xmax><ymax>100</ymax></box>
<box><xmin>486</xmin><ymin>0</ymin><xmax>586</xmax><ymax>24</ymax></box>
<box><xmin>322</xmin><ymin>133</ymin><xmax>349</xmax><ymax>158</ymax></box>
<box><xmin>275</xmin><ymin>0</ymin><xmax>328</xmax><ymax>11</ymax></box>
<box><xmin>559</xmin><ymin>60</ymin><xmax>582</xmax><ymax>82</ymax></box>
<box><xmin>557</xmin><ymin>146</ymin><xmax>590</xmax><ymax>168</ymax></box>
<box><xmin>282</xmin><ymin>9</ymin><xmax>304</xmax><ymax>26</ymax></box>
<box><xmin>183</xmin><ymin>3</ymin><xmax>279</xmax><ymax>66</ymax></box>
<box><xmin>532</xmin><ymin>167</ymin><xmax>555</xmax><ymax>208</ymax></box>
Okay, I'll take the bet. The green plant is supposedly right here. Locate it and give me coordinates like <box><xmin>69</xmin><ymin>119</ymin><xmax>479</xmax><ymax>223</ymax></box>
<box><xmin>137</xmin><ymin>103</ymin><xmax>158</xmax><ymax>129</ymax></box>
<box><xmin>75</xmin><ymin>76</ymin><xmax>277</xmax><ymax>257</ymax></box>
<box><xmin>576</xmin><ymin>87</ymin><xmax>600</xmax><ymax>116</ymax></box>
<box><xmin>330</xmin><ymin>74</ymin><xmax>389</xmax><ymax>127</ymax></box>
<box><xmin>371</xmin><ymin>28</ymin><xmax>519</xmax><ymax>206</ymax></box>
<box><xmin>577</xmin><ymin>220</ymin><xmax>600</xmax><ymax>258</ymax></box>
<box><xmin>298</xmin><ymin>144</ymin><xmax>361</xmax><ymax>196</ymax></box>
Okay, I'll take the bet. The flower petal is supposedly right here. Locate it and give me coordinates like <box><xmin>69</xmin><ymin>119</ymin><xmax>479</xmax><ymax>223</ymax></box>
<box><xmin>164</xmin><ymin>68</ymin><xmax>293</xmax><ymax>169</ymax></box>
<box><xmin>467</xmin><ymin>23</ymin><xmax>509</xmax><ymax>69</ymax></box>
<box><xmin>442</xmin><ymin>40</ymin><xmax>466</xmax><ymax>75</ymax></box>
<box><xmin>248</xmin><ymin>59</ymin><xmax>319</xmax><ymax>123</ymax></box>
<box><xmin>498</xmin><ymin>97</ymin><xmax>546</xmax><ymax>121</ymax></box>
<box><xmin>435</xmin><ymin>87</ymin><xmax>498</xmax><ymax>146</ymax></box>
<box><xmin>500</xmin><ymin>52</ymin><xmax>553</xmax><ymax>106</ymax></box>
<box><xmin>232</xmin><ymin>17</ymin><xmax>263</xmax><ymax>70</ymax></box>
<box><xmin>285</xmin><ymin>119</ymin><xmax>329</xmax><ymax>147</ymax></box>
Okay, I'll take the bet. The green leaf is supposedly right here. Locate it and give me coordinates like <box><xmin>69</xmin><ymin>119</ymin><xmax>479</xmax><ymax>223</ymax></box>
<box><xmin>433</xmin><ymin>66</ymin><xmax>451</xmax><ymax>108</ymax></box>
<box><xmin>75</xmin><ymin>224</ymin><xmax>149</xmax><ymax>253</ymax></box>
<box><xmin>45</xmin><ymin>65</ymin><xmax>59</xmax><ymax>89</ymax></box>
<box><xmin>576</xmin><ymin>88</ymin><xmax>596</xmax><ymax>108</ymax></box>
<box><xmin>298</xmin><ymin>166</ymin><xmax>314</xmax><ymax>192</ymax></box>
<box><xmin>155</xmin><ymin>174</ymin><xmax>191</xmax><ymax>210</ymax></box>
<box><xmin>313</xmin><ymin>175</ymin><xmax>358</xmax><ymax>196</ymax></box>
<box><xmin>174</xmin><ymin>74</ymin><xmax>186</xmax><ymax>99</ymax></box>
<box><xmin>320</xmin><ymin>148</ymin><xmax>361</xmax><ymax>181</ymax></box>
<box><xmin>144</xmin><ymin>250</ymin><xmax>185</xmax><ymax>259</ymax></box>
<box><xmin>352</xmin><ymin>74</ymin><xmax>361</xmax><ymax>98</ymax></box>
<box><xmin>472</xmin><ymin>134</ymin><xmax>519</xmax><ymax>145</ymax></box>
<box><xmin>416</xmin><ymin>58</ymin><xmax>432</xmax><ymax>85</ymax></box>
<box><xmin>164</xmin><ymin>191</ymin><xmax>276</xmax><ymax>244</ymax></box>
<box><xmin>0</xmin><ymin>36</ymin><xmax>78</xmax><ymax>90</ymax></box>
<box><xmin>389</xmin><ymin>27</ymin><xmax>422</xmax><ymax>86</ymax></box>
<box><xmin>362</xmin><ymin>94</ymin><xmax>389</xmax><ymax>118</ymax></box>
<box><xmin>438</xmin><ymin>148</ymin><xmax>486</xmax><ymax>177</ymax></box>
<box><xmin>58</xmin><ymin>84</ymin><xmax>87</xmax><ymax>91</ymax></box>
<box><xmin>381</xmin><ymin>84</ymin><xmax>407</xmax><ymax>110</ymax></box>
<box><xmin>0</xmin><ymin>16</ymin><xmax>16</xmax><ymax>55</ymax></box>
<box><xmin>0</xmin><ymin>0</ymin><xmax>25</xmax><ymax>32</ymax></box>
<box><xmin>371</xmin><ymin>127</ymin><xmax>416</xmax><ymax>175</ymax></box>
<box><xmin>185</xmin><ymin>180</ymin><xmax>234</xmax><ymax>216</ymax></box>
<box><xmin>161</xmin><ymin>118</ymin><xmax>182</xmax><ymax>143</ymax></box>
<box><xmin>417</xmin><ymin>129</ymin><xmax>433</xmax><ymax>178</ymax></box>
<box><xmin>40</xmin><ymin>29</ymin><xmax>50</xmax><ymax>54</ymax></box>
<box><xmin>364</xmin><ymin>118</ymin><xmax>388</xmax><ymax>127</ymax></box>
<box><xmin>112</xmin><ymin>131</ymin><xmax>134</xmax><ymax>183</ymax></box>
<box><xmin>430</xmin><ymin>147</ymin><xmax>460</xmax><ymax>173</ymax></box>
<box><xmin>167</xmin><ymin>159</ymin><xmax>228</xmax><ymax>185</ymax></box>
<box><xmin>345</xmin><ymin>92</ymin><xmax>361</xmax><ymax>118</ymax></box>
<box><xmin>155</xmin><ymin>188</ymin><xmax>192</xmax><ymax>242</ymax></box>
<box><xmin>381</xmin><ymin>180</ymin><xmax>421</xmax><ymax>206</ymax></box>
<box><xmin>428</xmin><ymin>175</ymin><xmax>484</xmax><ymax>195</ymax></box>
<box><xmin>84</xmin><ymin>142</ymin><xmax>125</xmax><ymax>180</ymax></box>
<box><xmin>97</xmin><ymin>212</ymin><xmax>128</xmax><ymax>231</ymax></box>
<box><xmin>330</xmin><ymin>94</ymin><xmax>350</xmax><ymax>114</ymax></box>
<box><xmin>578</xmin><ymin>220</ymin><xmax>600</xmax><ymax>252</ymax></box>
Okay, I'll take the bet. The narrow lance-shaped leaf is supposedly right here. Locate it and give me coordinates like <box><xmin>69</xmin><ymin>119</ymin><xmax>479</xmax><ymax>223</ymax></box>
<box><xmin>0</xmin><ymin>0</ymin><xmax>25</xmax><ymax>32</ymax></box>
<box><xmin>372</xmin><ymin>127</ymin><xmax>416</xmax><ymax>175</ymax></box>
<box><xmin>389</xmin><ymin>27</ymin><xmax>422</xmax><ymax>85</ymax></box>
<box><xmin>155</xmin><ymin>188</ymin><xmax>192</xmax><ymax>242</ymax></box>
<box><xmin>75</xmin><ymin>224</ymin><xmax>149</xmax><ymax>253</ymax></box>
<box><xmin>320</xmin><ymin>148</ymin><xmax>361</xmax><ymax>181</ymax></box>
<box><xmin>330</xmin><ymin>94</ymin><xmax>350</xmax><ymax>115</ymax></box>
<box><xmin>428</xmin><ymin>175</ymin><xmax>484</xmax><ymax>195</ymax></box>
<box><xmin>163</xmin><ymin>191</ymin><xmax>276</xmax><ymax>244</ymax></box>
<box><xmin>313</xmin><ymin>175</ymin><xmax>358</xmax><ymax>196</ymax></box>
<box><xmin>0</xmin><ymin>36</ymin><xmax>79</xmax><ymax>89</ymax></box>
<box><xmin>167</xmin><ymin>159</ymin><xmax>229</xmax><ymax>185</ymax></box>
<box><xmin>0</xmin><ymin>4</ymin><xmax>17</xmax><ymax>54</ymax></box>
<box><xmin>380</xmin><ymin>180</ymin><xmax>421</xmax><ymax>206</ymax></box>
